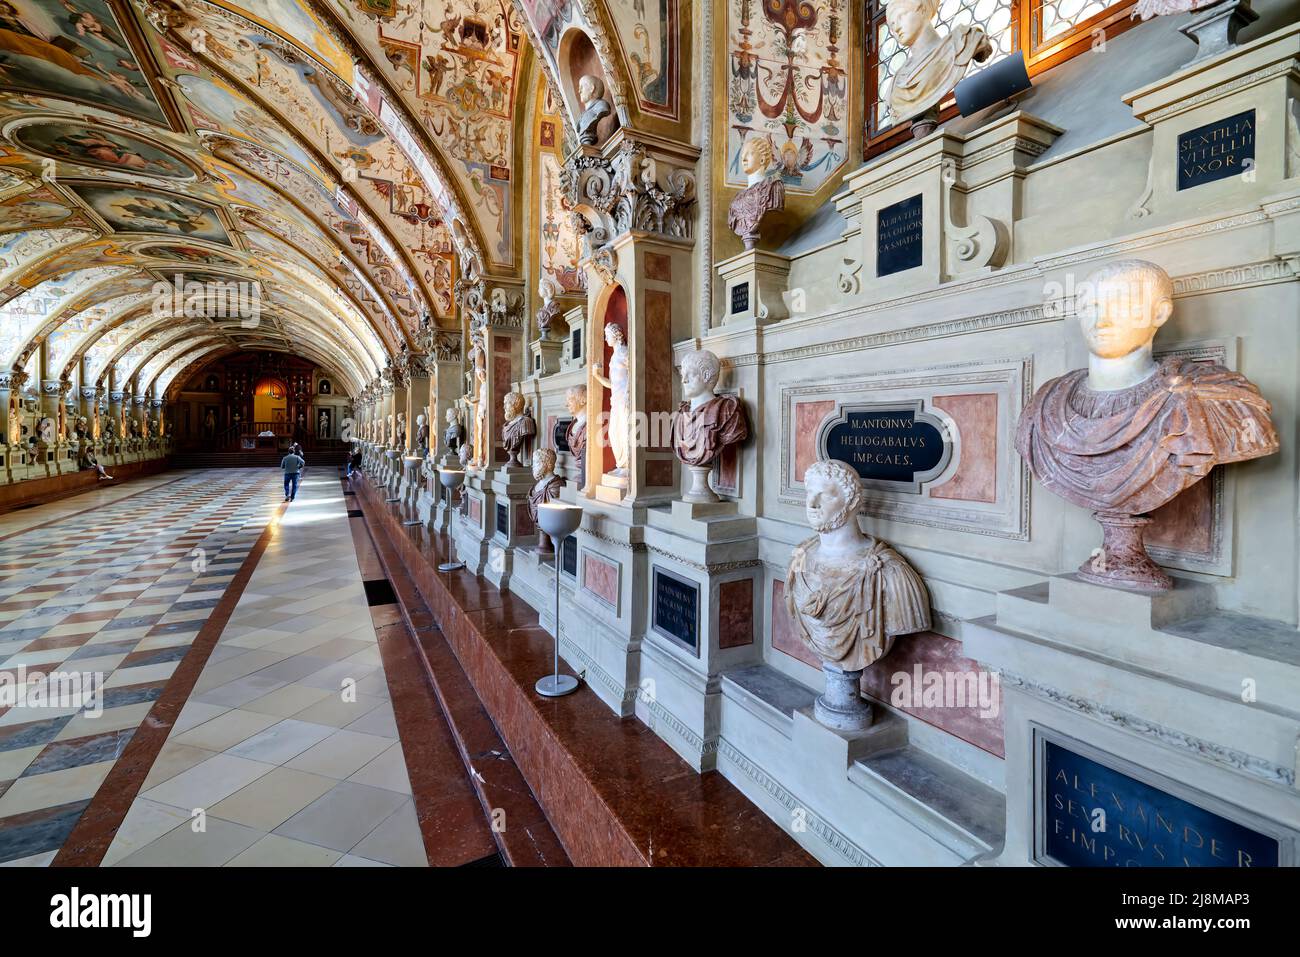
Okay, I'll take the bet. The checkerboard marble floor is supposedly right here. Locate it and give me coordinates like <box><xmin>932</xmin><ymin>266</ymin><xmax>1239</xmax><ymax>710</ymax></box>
<box><xmin>0</xmin><ymin>468</ymin><xmax>423</xmax><ymax>867</ymax></box>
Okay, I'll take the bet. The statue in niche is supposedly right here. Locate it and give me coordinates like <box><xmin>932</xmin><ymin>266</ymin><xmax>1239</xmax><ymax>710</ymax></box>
<box><xmin>443</xmin><ymin>406</ymin><xmax>464</xmax><ymax>456</ymax></box>
<box><xmin>386</xmin><ymin>413</ymin><xmax>394</xmax><ymax>447</ymax></box>
<box><xmin>473</xmin><ymin>366</ymin><xmax>489</xmax><ymax>467</ymax></box>
<box><xmin>415</xmin><ymin>413</ymin><xmax>429</xmax><ymax>458</ymax></box>
<box><xmin>728</xmin><ymin>136</ymin><xmax>785</xmax><ymax>250</ymax></box>
<box><xmin>536</xmin><ymin>274</ymin><xmax>563</xmax><ymax>340</ymax></box>
<box><xmin>786</xmin><ymin>459</ymin><xmax>932</xmax><ymax>731</ymax></box>
<box><xmin>591</xmin><ymin>323</ymin><xmax>629</xmax><ymax>483</ymax></box>
<box><xmin>1016</xmin><ymin>259</ymin><xmax>1279</xmax><ymax>591</ymax></box>
<box><xmin>318</xmin><ymin>410</ymin><xmax>330</xmax><ymax>439</ymax></box>
<box><xmin>37</xmin><ymin>415</ymin><xmax>55</xmax><ymax>447</ymax></box>
<box><xmin>575</xmin><ymin>74</ymin><xmax>616</xmax><ymax>146</ymax></box>
<box><xmin>528</xmin><ymin>447</ymin><xmax>565</xmax><ymax>555</ymax></box>
<box><xmin>501</xmin><ymin>392</ymin><xmax>536</xmax><ymax>468</ymax></box>
<box><xmin>564</xmin><ymin>384</ymin><xmax>588</xmax><ymax>488</ymax></box>
<box><xmin>670</xmin><ymin>349</ymin><xmax>749</xmax><ymax>503</ymax></box>
<box><xmin>884</xmin><ymin>0</ymin><xmax>992</xmax><ymax>136</ymax></box>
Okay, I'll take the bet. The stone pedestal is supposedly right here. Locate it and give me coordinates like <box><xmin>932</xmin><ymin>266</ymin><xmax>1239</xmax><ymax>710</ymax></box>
<box><xmin>529</xmin><ymin>338</ymin><xmax>563</xmax><ymax>379</ymax></box>
<box><xmin>964</xmin><ymin>574</ymin><xmax>1300</xmax><ymax>867</ymax></box>
<box><xmin>715</xmin><ymin>249</ymin><xmax>792</xmax><ymax>327</ymax></box>
<box><xmin>814</xmin><ymin>665</ymin><xmax>873</xmax><ymax>732</ymax></box>
<box><xmin>484</xmin><ymin>464</ymin><xmax>534</xmax><ymax>590</ymax></box>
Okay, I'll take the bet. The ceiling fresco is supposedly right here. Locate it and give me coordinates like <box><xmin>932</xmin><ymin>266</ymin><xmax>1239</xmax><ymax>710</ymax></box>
<box><xmin>0</xmin><ymin>0</ymin><xmax>495</xmax><ymax>399</ymax></box>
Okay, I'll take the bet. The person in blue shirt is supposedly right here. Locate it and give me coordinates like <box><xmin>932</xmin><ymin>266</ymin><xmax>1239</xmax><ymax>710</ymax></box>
<box><xmin>281</xmin><ymin>449</ymin><xmax>305</xmax><ymax>502</ymax></box>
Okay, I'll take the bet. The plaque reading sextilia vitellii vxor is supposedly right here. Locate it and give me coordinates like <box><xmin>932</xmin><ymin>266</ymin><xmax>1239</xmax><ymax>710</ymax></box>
<box><xmin>1177</xmin><ymin>109</ymin><xmax>1255</xmax><ymax>191</ymax></box>
<box><xmin>817</xmin><ymin>400</ymin><xmax>952</xmax><ymax>493</ymax></box>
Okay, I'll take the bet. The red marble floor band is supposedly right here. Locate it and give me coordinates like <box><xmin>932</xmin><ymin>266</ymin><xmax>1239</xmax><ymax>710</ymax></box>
<box><xmin>345</xmin><ymin>477</ymin><xmax>569</xmax><ymax>867</ymax></box>
<box><xmin>49</xmin><ymin>499</ymin><xmax>289</xmax><ymax>867</ymax></box>
<box><xmin>342</xmin><ymin>495</ymin><xmax>501</xmax><ymax>867</ymax></box>
<box><xmin>354</xmin><ymin>473</ymin><xmax>817</xmax><ymax>867</ymax></box>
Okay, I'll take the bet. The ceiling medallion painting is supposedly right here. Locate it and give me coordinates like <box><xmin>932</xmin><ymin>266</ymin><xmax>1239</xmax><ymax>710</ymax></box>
<box><xmin>9</xmin><ymin>118</ymin><xmax>195</xmax><ymax>178</ymax></box>
<box><xmin>134</xmin><ymin>240</ymin><xmax>243</xmax><ymax>266</ymax></box>
<box><xmin>66</xmin><ymin>181</ymin><xmax>234</xmax><ymax>245</ymax></box>
<box><xmin>0</xmin><ymin>0</ymin><xmax>170</xmax><ymax>125</ymax></box>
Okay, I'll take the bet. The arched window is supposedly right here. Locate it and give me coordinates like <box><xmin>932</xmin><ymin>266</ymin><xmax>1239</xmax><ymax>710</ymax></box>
<box><xmin>865</xmin><ymin>0</ymin><xmax>1137</xmax><ymax>157</ymax></box>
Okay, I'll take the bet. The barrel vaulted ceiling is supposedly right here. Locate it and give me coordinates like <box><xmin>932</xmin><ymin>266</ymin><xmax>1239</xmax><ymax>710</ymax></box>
<box><xmin>0</xmin><ymin>0</ymin><xmax>657</xmax><ymax>401</ymax></box>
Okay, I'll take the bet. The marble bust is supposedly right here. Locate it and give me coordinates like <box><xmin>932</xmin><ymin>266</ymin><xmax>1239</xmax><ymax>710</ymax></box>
<box><xmin>884</xmin><ymin>0</ymin><xmax>992</xmax><ymax>134</ymax></box>
<box><xmin>786</xmin><ymin>459</ymin><xmax>931</xmax><ymax>730</ymax></box>
<box><xmin>501</xmin><ymin>391</ymin><xmax>536</xmax><ymax>468</ymax></box>
<box><xmin>443</xmin><ymin>407</ymin><xmax>464</xmax><ymax>456</ymax></box>
<box><xmin>727</xmin><ymin>136</ymin><xmax>785</xmax><ymax>250</ymax></box>
<box><xmin>528</xmin><ymin>447</ymin><xmax>565</xmax><ymax>555</ymax></box>
<box><xmin>414</xmin><ymin>413</ymin><xmax>429</xmax><ymax>459</ymax></box>
<box><xmin>564</xmin><ymin>384</ymin><xmax>588</xmax><ymax>487</ymax></box>
<box><xmin>576</xmin><ymin>74</ymin><xmax>615</xmax><ymax>147</ymax></box>
<box><xmin>670</xmin><ymin>349</ymin><xmax>749</xmax><ymax>503</ymax></box>
<box><xmin>536</xmin><ymin>274</ymin><xmax>563</xmax><ymax>339</ymax></box>
<box><xmin>591</xmin><ymin>323</ymin><xmax>630</xmax><ymax>483</ymax></box>
<box><xmin>1016</xmin><ymin>259</ymin><xmax>1279</xmax><ymax>590</ymax></box>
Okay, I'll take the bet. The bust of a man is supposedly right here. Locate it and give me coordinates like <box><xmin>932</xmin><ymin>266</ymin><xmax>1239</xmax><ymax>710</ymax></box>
<box><xmin>536</xmin><ymin>274</ymin><xmax>563</xmax><ymax>339</ymax></box>
<box><xmin>728</xmin><ymin>136</ymin><xmax>786</xmax><ymax>250</ymax></box>
<box><xmin>528</xmin><ymin>447</ymin><xmax>565</xmax><ymax>554</ymax></box>
<box><xmin>576</xmin><ymin>74</ymin><xmax>615</xmax><ymax>146</ymax></box>
<box><xmin>501</xmin><ymin>391</ymin><xmax>536</xmax><ymax>467</ymax></box>
<box><xmin>671</xmin><ymin>349</ymin><xmax>749</xmax><ymax>502</ymax></box>
<box><xmin>443</xmin><ymin>407</ymin><xmax>464</xmax><ymax>454</ymax></box>
<box><xmin>884</xmin><ymin>0</ymin><xmax>992</xmax><ymax>132</ymax></box>
<box><xmin>564</xmin><ymin>384</ymin><xmax>588</xmax><ymax>486</ymax></box>
<box><xmin>414</xmin><ymin>413</ymin><xmax>429</xmax><ymax>458</ymax></box>
<box><xmin>1016</xmin><ymin>259</ymin><xmax>1279</xmax><ymax>590</ymax></box>
<box><xmin>786</xmin><ymin>459</ymin><xmax>932</xmax><ymax>730</ymax></box>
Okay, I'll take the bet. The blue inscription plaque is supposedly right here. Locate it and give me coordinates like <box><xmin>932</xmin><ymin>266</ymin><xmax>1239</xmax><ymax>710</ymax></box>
<box><xmin>571</xmin><ymin>326</ymin><xmax>582</xmax><ymax>361</ymax></box>
<box><xmin>495</xmin><ymin>502</ymin><xmax>508</xmax><ymax>539</ymax></box>
<box><xmin>651</xmin><ymin>566</ymin><xmax>698</xmax><ymax>653</ymax></box>
<box><xmin>731</xmin><ymin>281</ymin><xmax>750</xmax><ymax>315</ymax></box>
<box><xmin>561</xmin><ymin>534</ymin><xmax>577</xmax><ymax>578</ymax></box>
<box><xmin>1178</xmin><ymin>109</ymin><xmax>1255</xmax><ymax>191</ymax></box>
<box><xmin>876</xmin><ymin>194</ymin><xmax>923</xmax><ymax>277</ymax></box>
<box><xmin>554</xmin><ymin>416</ymin><xmax>572</xmax><ymax>453</ymax></box>
<box><xmin>1039</xmin><ymin>736</ymin><xmax>1281</xmax><ymax>867</ymax></box>
<box><xmin>818</xmin><ymin>400</ymin><xmax>951</xmax><ymax>492</ymax></box>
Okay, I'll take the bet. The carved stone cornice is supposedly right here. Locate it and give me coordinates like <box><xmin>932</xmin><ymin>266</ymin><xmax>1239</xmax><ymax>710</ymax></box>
<box><xmin>561</xmin><ymin>137</ymin><xmax>698</xmax><ymax>246</ymax></box>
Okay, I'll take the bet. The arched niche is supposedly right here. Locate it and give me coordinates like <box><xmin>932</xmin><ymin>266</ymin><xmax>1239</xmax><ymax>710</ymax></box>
<box><xmin>594</xmin><ymin>283</ymin><xmax>627</xmax><ymax>479</ymax></box>
<box><xmin>558</xmin><ymin>27</ymin><xmax>618</xmax><ymax>147</ymax></box>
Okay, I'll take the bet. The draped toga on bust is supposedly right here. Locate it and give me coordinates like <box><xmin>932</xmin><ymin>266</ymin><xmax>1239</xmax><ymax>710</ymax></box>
<box><xmin>1015</xmin><ymin>356</ymin><xmax>1279</xmax><ymax>516</ymax></box>
<box><xmin>785</xmin><ymin>536</ymin><xmax>931</xmax><ymax>672</ymax></box>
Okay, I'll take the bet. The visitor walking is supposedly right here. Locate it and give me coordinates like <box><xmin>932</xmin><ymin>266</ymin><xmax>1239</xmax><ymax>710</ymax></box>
<box><xmin>281</xmin><ymin>447</ymin><xmax>305</xmax><ymax>502</ymax></box>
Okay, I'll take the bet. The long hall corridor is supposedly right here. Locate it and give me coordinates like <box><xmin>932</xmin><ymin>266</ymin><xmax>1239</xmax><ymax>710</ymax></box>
<box><xmin>0</xmin><ymin>469</ymin><xmax>434</xmax><ymax>867</ymax></box>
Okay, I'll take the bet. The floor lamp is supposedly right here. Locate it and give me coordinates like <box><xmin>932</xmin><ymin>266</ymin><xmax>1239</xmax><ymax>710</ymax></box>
<box><xmin>436</xmin><ymin>469</ymin><xmax>465</xmax><ymax>573</ymax></box>
<box><xmin>534</xmin><ymin>501</ymin><xmax>583</xmax><ymax>698</ymax></box>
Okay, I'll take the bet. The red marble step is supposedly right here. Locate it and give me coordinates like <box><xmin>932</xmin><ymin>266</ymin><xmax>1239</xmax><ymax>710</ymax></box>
<box><xmin>347</xmin><ymin>480</ymin><xmax>568</xmax><ymax>867</ymax></box>
<box><xmin>342</xmin><ymin>503</ymin><xmax>501</xmax><ymax>868</ymax></box>
<box><xmin>353</xmin><ymin>473</ymin><xmax>818</xmax><ymax>868</ymax></box>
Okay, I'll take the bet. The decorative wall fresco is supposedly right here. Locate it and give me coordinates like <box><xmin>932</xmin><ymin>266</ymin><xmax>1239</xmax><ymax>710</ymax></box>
<box><xmin>606</xmin><ymin>0</ymin><xmax>676</xmax><ymax>116</ymax></box>
<box><xmin>725</xmin><ymin>0</ymin><xmax>849</xmax><ymax>194</ymax></box>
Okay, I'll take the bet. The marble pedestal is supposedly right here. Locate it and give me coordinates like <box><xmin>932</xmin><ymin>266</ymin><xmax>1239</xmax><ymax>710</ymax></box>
<box><xmin>484</xmin><ymin>464</ymin><xmax>535</xmax><ymax>591</ymax></box>
<box><xmin>964</xmin><ymin>574</ymin><xmax>1300</xmax><ymax>867</ymax></box>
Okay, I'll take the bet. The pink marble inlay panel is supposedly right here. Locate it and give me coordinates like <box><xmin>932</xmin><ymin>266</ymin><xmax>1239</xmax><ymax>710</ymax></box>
<box><xmin>1146</xmin><ymin>469</ymin><xmax>1215</xmax><ymax>558</ymax></box>
<box><xmin>645</xmin><ymin>252</ymin><xmax>671</xmax><ymax>282</ymax></box>
<box><xmin>793</xmin><ymin>400</ymin><xmax>836</xmax><ymax>483</ymax></box>
<box><xmin>719</xmin><ymin>578</ymin><xmax>753</xmax><ymax>649</ymax></box>
<box><xmin>931</xmin><ymin>393</ymin><xmax>997</xmax><ymax>504</ymax></box>
<box><xmin>860</xmin><ymin>630</ymin><xmax>1004</xmax><ymax>757</ymax></box>
<box><xmin>469</xmin><ymin>497</ymin><xmax>482</xmax><ymax>525</ymax></box>
<box><xmin>645</xmin><ymin>458</ymin><xmax>674</xmax><ymax>487</ymax></box>
<box><xmin>770</xmin><ymin>579</ymin><xmax>818</xmax><ymax>668</ymax></box>
<box><xmin>583</xmin><ymin>553</ymin><xmax>619</xmax><ymax>607</ymax></box>
<box><xmin>713</xmin><ymin>442</ymin><xmax>738</xmax><ymax>496</ymax></box>
<box><xmin>516</xmin><ymin>502</ymin><xmax>535</xmax><ymax>537</ymax></box>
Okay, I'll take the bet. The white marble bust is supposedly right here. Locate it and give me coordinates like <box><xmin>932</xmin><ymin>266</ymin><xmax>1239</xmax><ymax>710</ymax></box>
<box><xmin>786</xmin><ymin>459</ymin><xmax>931</xmax><ymax>729</ymax></box>
<box><xmin>884</xmin><ymin>0</ymin><xmax>992</xmax><ymax>129</ymax></box>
